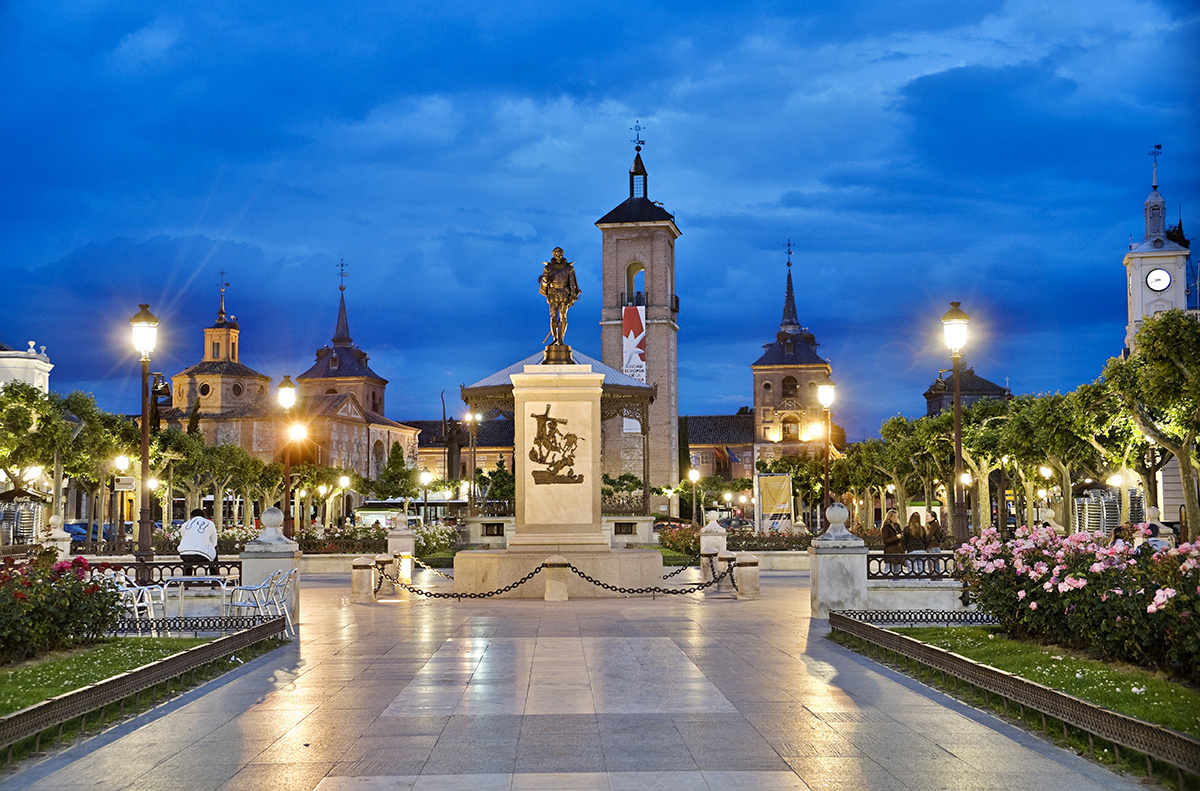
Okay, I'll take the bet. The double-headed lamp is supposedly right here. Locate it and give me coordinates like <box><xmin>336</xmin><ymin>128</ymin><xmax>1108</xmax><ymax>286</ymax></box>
<box><xmin>130</xmin><ymin>304</ymin><xmax>159</xmax><ymax>360</ymax></box>
<box><xmin>941</xmin><ymin>301</ymin><xmax>969</xmax><ymax>354</ymax></box>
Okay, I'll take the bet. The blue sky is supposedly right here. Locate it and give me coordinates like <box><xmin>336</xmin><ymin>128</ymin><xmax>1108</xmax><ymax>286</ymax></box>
<box><xmin>2</xmin><ymin>0</ymin><xmax>1197</xmax><ymax>442</ymax></box>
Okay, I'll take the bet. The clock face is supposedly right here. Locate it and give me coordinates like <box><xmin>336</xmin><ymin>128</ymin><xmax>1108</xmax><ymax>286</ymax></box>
<box><xmin>1146</xmin><ymin>268</ymin><xmax>1171</xmax><ymax>292</ymax></box>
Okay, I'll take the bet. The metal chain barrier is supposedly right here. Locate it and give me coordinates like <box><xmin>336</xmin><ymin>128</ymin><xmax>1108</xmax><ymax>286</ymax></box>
<box><xmin>375</xmin><ymin>562</ymin><xmax>545</xmax><ymax>600</ymax></box>
<box><xmin>566</xmin><ymin>560</ymin><xmax>734</xmax><ymax>596</ymax></box>
<box><xmin>412</xmin><ymin>555</ymin><xmax>454</xmax><ymax>580</ymax></box>
<box><xmin>662</xmin><ymin>552</ymin><xmax>702</xmax><ymax>579</ymax></box>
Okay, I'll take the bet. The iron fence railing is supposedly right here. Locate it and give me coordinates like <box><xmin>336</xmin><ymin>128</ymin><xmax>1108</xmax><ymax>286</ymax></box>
<box><xmin>0</xmin><ymin>544</ymin><xmax>38</xmax><ymax>559</ymax></box>
<box><xmin>829</xmin><ymin>611</ymin><xmax>1200</xmax><ymax>784</ymax></box>
<box><xmin>296</xmin><ymin>538</ymin><xmax>388</xmax><ymax>555</ymax></box>
<box><xmin>0</xmin><ymin>617</ymin><xmax>287</xmax><ymax>758</ymax></box>
<box><xmin>867</xmin><ymin>552</ymin><xmax>956</xmax><ymax>580</ymax></box>
<box><xmin>601</xmin><ymin>493</ymin><xmax>646</xmax><ymax>516</ymax></box>
<box><xmin>127</xmin><ymin>560</ymin><xmax>243</xmax><ymax>584</ymax></box>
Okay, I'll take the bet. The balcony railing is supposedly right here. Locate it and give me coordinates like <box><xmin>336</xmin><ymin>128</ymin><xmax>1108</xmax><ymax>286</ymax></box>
<box><xmin>866</xmin><ymin>552</ymin><xmax>955</xmax><ymax>580</ymax></box>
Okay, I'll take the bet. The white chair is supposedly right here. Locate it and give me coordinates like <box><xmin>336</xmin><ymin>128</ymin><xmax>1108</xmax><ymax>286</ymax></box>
<box><xmin>265</xmin><ymin>568</ymin><xmax>298</xmax><ymax>635</ymax></box>
<box><xmin>100</xmin><ymin>572</ymin><xmax>167</xmax><ymax>634</ymax></box>
<box><xmin>226</xmin><ymin>570</ymin><xmax>280</xmax><ymax>619</ymax></box>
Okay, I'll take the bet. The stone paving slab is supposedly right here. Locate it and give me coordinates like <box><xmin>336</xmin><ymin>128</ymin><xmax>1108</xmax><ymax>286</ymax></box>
<box><xmin>0</xmin><ymin>571</ymin><xmax>1150</xmax><ymax>791</ymax></box>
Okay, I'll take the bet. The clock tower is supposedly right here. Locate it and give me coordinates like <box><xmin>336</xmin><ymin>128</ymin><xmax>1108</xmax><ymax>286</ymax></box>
<box><xmin>1123</xmin><ymin>156</ymin><xmax>1191</xmax><ymax>354</ymax></box>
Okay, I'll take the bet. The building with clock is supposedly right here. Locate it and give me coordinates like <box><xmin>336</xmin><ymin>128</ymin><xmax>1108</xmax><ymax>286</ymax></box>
<box><xmin>1123</xmin><ymin>159</ymin><xmax>1195</xmax><ymax>354</ymax></box>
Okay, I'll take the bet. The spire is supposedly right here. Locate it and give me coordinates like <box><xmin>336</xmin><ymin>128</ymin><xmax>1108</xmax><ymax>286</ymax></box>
<box><xmin>217</xmin><ymin>270</ymin><xmax>229</xmax><ymax>323</ymax></box>
<box><xmin>780</xmin><ymin>241</ymin><xmax>800</xmax><ymax>332</ymax></box>
<box><xmin>629</xmin><ymin>121</ymin><xmax>647</xmax><ymax>199</ymax></box>
<box><xmin>1145</xmin><ymin>144</ymin><xmax>1166</xmax><ymax>240</ymax></box>
<box><xmin>331</xmin><ymin>260</ymin><xmax>353</xmax><ymax>346</ymax></box>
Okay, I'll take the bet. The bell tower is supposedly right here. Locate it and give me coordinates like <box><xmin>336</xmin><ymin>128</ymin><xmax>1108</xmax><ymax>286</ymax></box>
<box><xmin>596</xmin><ymin>135</ymin><xmax>681</xmax><ymax>508</ymax></box>
<box><xmin>1123</xmin><ymin>147</ymin><xmax>1191</xmax><ymax>354</ymax></box>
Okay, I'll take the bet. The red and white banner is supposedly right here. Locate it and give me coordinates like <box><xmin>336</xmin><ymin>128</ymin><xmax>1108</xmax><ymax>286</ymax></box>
<box><xmin>622</xmin><ymin>306</ymin><xmax>646</xmax><ymax>432</ymax></box>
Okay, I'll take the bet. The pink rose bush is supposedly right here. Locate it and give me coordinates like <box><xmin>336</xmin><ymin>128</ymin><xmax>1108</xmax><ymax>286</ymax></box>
<box><xmin>956</xmin><ymin>526</ymin><xmax>1200</xmax><ymax>681</ymax></box>
<box><xmin>0</xmin><ymin>549</ymin><xmax>121</xmax><ymax>665</ymax></box>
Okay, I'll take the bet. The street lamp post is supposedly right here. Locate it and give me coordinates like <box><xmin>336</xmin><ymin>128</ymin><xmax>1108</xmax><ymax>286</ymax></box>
<box><xmin>339</xmin><ymin>474</ymin><xmax>351</xmax><ymax>526</ymax></box>
<box><xmin>942</xmin><ymin>301</ymin><xmax>970</xmax><ymax>543</ymax></box>
<box><xmin>464</xmin><ymin>411</ymin><xmax>482</xmax><ymax>515</ymax></box>
<box><xmin>420</xmin><ymin>470</ymin><xmax>433</xmax><ymax>525</ymax></box>
<box><xmin>114</xmin><ymin>455</ymin><xmax>129</xmax><ymax>552</ymax></box>
<box><xmin>688</xmin><ymin>468</ymin><xmax>700</xmax><ymax>527</ymax></box>
<box><xmin>817</xmin><ymin>378</ymin><xmax>836</xmax><ymax>532</ymax></box>
<box><xmin>129</xmin><ymin>304</ymin><xmax>159</xmax><ymax>580</ymax></box>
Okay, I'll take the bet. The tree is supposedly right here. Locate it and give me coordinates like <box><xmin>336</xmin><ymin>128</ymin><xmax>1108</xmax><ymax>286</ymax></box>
<box><xmin>1105</xmin><ymin>310</ymin><xmax>1200</xmax><ymax>541</ymax></box>
<box><xmin>0</xmin><ymin>382</ymin><xmax>66</xmax><ymax>483</ymax></box>
<box><xmin>369</xmin><ymin>442</ymin><xmax>421</xmax><ymax>502</ymax></box>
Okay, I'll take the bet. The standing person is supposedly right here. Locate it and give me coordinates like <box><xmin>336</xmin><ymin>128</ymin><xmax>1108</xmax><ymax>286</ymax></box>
<box><xmin>903</xmin><ymin>512</ymin><xmax>926</xmax><ymax>574</ymax></box>
<box><xmin>881</xmin><ymin>509</ymin><xmax>903</xmax><ymax>574</ymax></box>
<box><xmin>178</xmin><ymin>508</ymin><xmax>218</xmax><ymax>576</ymax></box>
<box><xmin>1109</xmin><ymin>522</ymin><xmax>1129</xmax><ymax>550</ymax></box>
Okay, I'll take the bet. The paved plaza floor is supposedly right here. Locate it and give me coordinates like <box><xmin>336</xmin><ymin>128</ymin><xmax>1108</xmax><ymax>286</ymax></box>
<box><xmin>0</xmin><ymin>571</ymin><xmax>1148</xmax><ymax>791</ymax></box>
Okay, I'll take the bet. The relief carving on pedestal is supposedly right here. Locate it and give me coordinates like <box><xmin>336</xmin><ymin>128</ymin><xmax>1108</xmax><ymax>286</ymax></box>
<box><xmin>528</xmin><ymin>404</ymin><xmax>584</xmax><ymax>485</ymax></box>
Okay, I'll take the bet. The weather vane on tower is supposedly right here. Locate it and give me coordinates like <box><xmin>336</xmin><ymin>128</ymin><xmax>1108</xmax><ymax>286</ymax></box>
<box><xmin>785</xmin><ymin>239</ymin><xmax>794</xmax><ymax>269</ymax></box>
<box><xmin>630</xmin><ymin>121</ymin><xmax>645</xmax><ymax>151</ymax></box>
<box><xmin>338</xmin><ymin>259</ymin><xmax>348</xmax><ymax>292</ymax></box>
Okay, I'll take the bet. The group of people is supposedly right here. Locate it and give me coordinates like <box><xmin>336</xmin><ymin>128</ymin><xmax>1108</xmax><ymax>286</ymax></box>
<box><xmin>881</xmin><ymin>509</ymin><xmax>945</xmax><ymax>572</ymax></box>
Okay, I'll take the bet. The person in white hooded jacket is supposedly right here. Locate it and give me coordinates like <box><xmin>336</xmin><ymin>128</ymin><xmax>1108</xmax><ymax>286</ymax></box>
<box><xmin>179</xmin><ymin>508</ymin><xmax>218</xmax><ymax>574</ymax></box>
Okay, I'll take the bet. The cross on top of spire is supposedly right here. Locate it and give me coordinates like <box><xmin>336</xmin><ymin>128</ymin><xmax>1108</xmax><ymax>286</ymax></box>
<box><xmin>785</xmin><ymin>239</ymin><xmax>794</xmax><ymax>269</ymax></box>
<box><xmin>217</xmin><ymin>269</ymin><xmax>230</xmax><ymax>320</ymax></box>
<box><xmin>630</xmin><ymin>121</ymin><xmax>645</xmax><ymax>152</ymax></box>
<box><xmin>338</xmin><ymin>259</ymin><xmax>348</xmax><ymax>292</ymax></box>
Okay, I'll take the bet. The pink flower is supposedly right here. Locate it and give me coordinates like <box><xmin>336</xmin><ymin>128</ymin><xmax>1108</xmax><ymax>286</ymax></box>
<box><xmin>1017</xmin><ymin>590</ymin><xmax>1026</xmax><ymax>600</ymax></box>
<box><xmin>1029</xmin><ymin>601</ymin><xmax>1038</xmax><ymax>610</ymax></box>
<box><xmin>1089</xmin><ymin>562</ymin><xmax>1106</xmax><ymax>573</ymax></box>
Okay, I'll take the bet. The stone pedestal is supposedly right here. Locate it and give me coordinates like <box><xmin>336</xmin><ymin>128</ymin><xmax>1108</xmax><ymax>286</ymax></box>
<box><xmin>43</xmin><ymin>515</ymin><xmax>72</xmax><ymax>561</ymax></box>
<box><xmin>375</xmin><ymin>554</ymin><xmax>395</xmax><ymax>595</ymax></box>
<box><xmin>716</xmin><ymin>550</ymin><xmax>737</xmax><ymax>598</ymax></box>
<box><xmin>508</xmin><ymin>364</ymin><xmax>606</xmax><ymax>552</ymax></box>
<box><xmin>808</xmin><ymin>503</ymin><xmax>867</xmax><ymax>618</ymax></box>
<box><xmin>351</xmin><ymin>556</ymin><xmax>376</xmax><ymax>603</ymax></box>
<box><xmin>240</xmin><ymin>507</ymin><xmax>301</xmax><ymax>620</ymax></box>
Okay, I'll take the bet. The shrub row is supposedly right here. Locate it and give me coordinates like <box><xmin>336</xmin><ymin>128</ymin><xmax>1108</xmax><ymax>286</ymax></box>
<box><xmin>956</xmin><ymin>526</ymin><xmax>1199</xmax><ymax>682</ymax></box>
<box><xmin>0</xmin><ymin>550</ymin><xmax>122</xmax><ymax>666</ymax></box>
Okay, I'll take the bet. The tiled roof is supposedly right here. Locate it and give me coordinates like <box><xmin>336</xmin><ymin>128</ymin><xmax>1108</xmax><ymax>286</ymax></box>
<box><xmin>683</xmin><ymin>414</ymin><xmax>756</xmax><ymax>445</ymax></box>
<box><xmin>752</xmin><ymin>331</ymin><xmax>827</xmax><ymax>367</ymax></box>
<box><xmin>923</xmin><ymin>368</ymin><xmax>1008</xmax><ymax>398</ymax></box>
<box><xmin>175</xmin><ymin>360</ymin><xmax>270</xmax><ymax>379</ymax></box>
<box><xmin>402</xmin><ymin>418</ymin><xmax>515</xmax><ymax>449</ymax></box>
<box><xmin>297</xmin><ymin>347</ymin><xmax>386</xmax><ymax>383</ymax></box>
<box><xmin>596</xmin><ymin>197</ymin><xmax>676</xmax><ymax>225</ymax></box>
<box><xmin>464</xmin><ymin>350</ymin><xmax>652</xmax><ymax>392</ymax></box>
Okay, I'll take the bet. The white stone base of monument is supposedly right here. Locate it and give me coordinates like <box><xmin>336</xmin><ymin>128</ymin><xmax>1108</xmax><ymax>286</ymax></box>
<box><xmin>453</xmin><ymin>549</ymin><xmax>662</xmax><ymax>599</ymax></box>
<box><xmin>544</xmin><ymin>555</ymin><xmax>569</xmax><ymax>601</ymax></box>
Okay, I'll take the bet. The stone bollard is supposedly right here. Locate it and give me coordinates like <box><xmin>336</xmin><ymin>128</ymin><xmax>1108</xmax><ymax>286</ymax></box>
<box><xmin>736</xmin><ymin>553</ymin><xmax>760</xmax><ymax>600</ymax></box>
<box><xmin>544</xmin><ymin>555</ymin><xmax>569</xmax><ymax>601</ymax></box>
<box><xmin>716</xmin><ymin>550</ymin><xmax>737</xmax><ymax>597</ymax></box>
<box><xmin>43</xmin><ymin>515</ymin><xmax>73</xmax><ymax>561</ymax></box>
<box><xmin>351</xmin><ymin>556</ymin><xmax>377</xmax><ymax>603</ymax></box>
<box><xmin>375</xmin><ymin>554</ymin><xmax>395</xmax><ymax>595</ymax></box>
<box><xmin>701</xmin><ymin>551</ymin><xmax>718</xmax><ymax>588</ymax></box>
<box><xmin>388</xmin><ymin>526</ymin><xmax>415</xmax><ymax>584</ymax></box>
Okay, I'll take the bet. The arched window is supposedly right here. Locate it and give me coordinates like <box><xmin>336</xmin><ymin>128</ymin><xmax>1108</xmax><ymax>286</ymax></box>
<box><xmin>782</xmin><ymin>377</ymin><xmax>798</xmax><ymax>398</ymax></box>
<box><xmin>326</xmin><ymin>388</ymin><xmax>338</xmax><ymax>395</ymax></box>
<box><xmin>807</xmin><ymin>381</ymin><xmax>818</xmax><ymax>405</ymax></box>
<box><xmin>625</xmin><ymin>263</ymin><xmax>645</xmax><ymax>305</ymax></box>
<box><xmin>782</xmin><ymin>416</ymin><xmax>800</xmax><ymax>440</ymax></box>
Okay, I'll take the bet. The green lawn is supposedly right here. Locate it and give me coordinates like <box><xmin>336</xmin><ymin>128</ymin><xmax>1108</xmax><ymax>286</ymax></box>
<box><xmin>892</xmin><ymin>626</ymin><xmax>1200</xmax><ymax>739</ymax></box>
<box><xmin>0</xmin><ymin>638</ymin><xmax>211</xmax><ymax>716</ymax></box>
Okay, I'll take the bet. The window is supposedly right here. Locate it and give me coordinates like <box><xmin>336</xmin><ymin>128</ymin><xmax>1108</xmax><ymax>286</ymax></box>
<box><xmin>782</xmin><ymin>416</ymin><xmax>799</xmax><ymax>440</ymax></box>
<box><xmin>231</xmin><ymin>342</ymin><xmax>237</xmax><ymax>360</ymax></box>
<box><xmin>483</xmin><ymin>523</ymin><xmax>504</xmax><ymax>537</ymax></box>
<box><xmin>782</xmin><ymin>377</ymin><xmax>798</xmax><ymax>398</ymax></box>
<box><xmin>212</xmin><ymin>342</ymin><xmax>220</xmax><ymax>358</ymax></box>
<box><xmin>807</xmin><ymin>381</ymin><xmax>817</xmax><ymax>405</ymax></box>
<box><xmin>614</xmin><ymin>522</ymin><xmax>636</xmax><ymax>535</ymax></box>
<box><xmin>326</xmin><ymin>388</ymin><xmax>338</xmax><ymax>394</ymax></box>
<box><xmin>760</xmin><ymin>381</ymin><xmax>773</xmax><ymax>406</ymax></box>
<box><xmin>199</xmin><ymin>383</ymin><xmax>211</xmax><ymax>397</ymax></box>
<box><xmin>231</xmin><ymin>383</ymin><xmax>243</xmax><ymax>397</ymax></box>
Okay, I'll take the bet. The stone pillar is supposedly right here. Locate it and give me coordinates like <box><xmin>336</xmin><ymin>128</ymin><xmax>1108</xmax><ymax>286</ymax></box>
<box><xmin>43</xmin><ymin>514</ymin><xmax>72</xmax><ymax>561</ymax></box>
<box><xmin>351</xmin><ymin>556</ymin><xmax>376</xmax><ymax>603</ymax></box>
<box><xmin>736</xmin><ymin>553</ymin><xmax>760</xmax><ymax>600</ymax></box>
<box><xmin>375</xmin><ymin>554</ymin><xmax>395</xmax><ymax>595</ymax></box>
<box><xmin>716</xmin><ymin>550</ymin><xmax>737</xmax><ymax>597</ymax></box>
<box><xmin>808</xmin><ymin>503</ymin><xmax>868</xmax><ymax>618</ymax></box>
<box><xmin>701</xmin><ymin>551</ymin><xmax>718</xmax><ymax>588</ymax></box>
<box><xmin>389</xmin><ymin>528</ymin><xmax>415</xmax><ymax>585</ymax></box>
<box><xmin>544</xmin><ymin>555</ymin><xmax>569</xmax><ymax>601</ymax></box>
<box><xmin>240</xmin><ymin>507</ymin><xmax>302</xmax><ymax>620</ymax></box>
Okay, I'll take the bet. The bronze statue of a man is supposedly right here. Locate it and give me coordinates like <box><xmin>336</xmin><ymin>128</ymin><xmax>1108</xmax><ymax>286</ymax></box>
<box><xmin>538</xmin><ymin>247</ymin><xmax>581</xmax><ymax>346</ymax></box>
